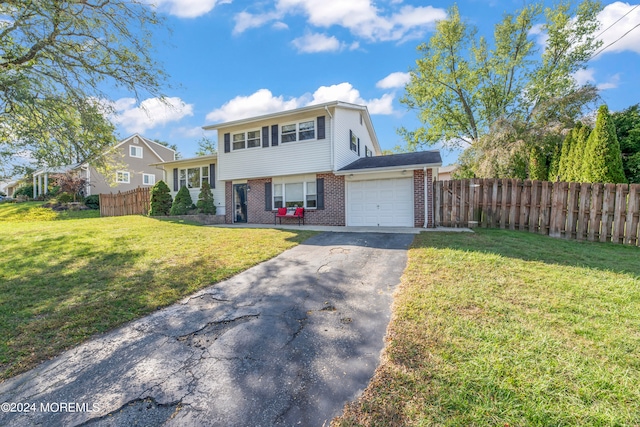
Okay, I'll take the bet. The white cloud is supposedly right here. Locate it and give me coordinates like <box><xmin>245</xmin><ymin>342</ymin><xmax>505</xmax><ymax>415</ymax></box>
<box><xmin>233</xmin><ymin>0</ymin><xmax>446</xmax><ymax>42</ymax></box>
<box><xmin>110</xmin><ymin>97</ymin><xmax>194</xmax><ymax>134</ymax></box>
<box><xmin>147</xmin><ymin>0</ymin><xmax>231</xmax><ymax>18</ymax></box>
<box><xmin>292</xmin><ymin>32</ymin><xmax>343</xmax><ymax>53</ymax></box>
<box><xmin>205</xmin><ymin>83</ymin><xmax>396</xmax><ymax>123</ymax></box>
<box><xmin>596</xmin><ymin>2</ymin><xmax>640</xmax><ymax>55</ymax></box>
<box><xmin>573</xmin><ymin>68</ymin><xmax>621</xmax><ymax>90</ymax></box>
<box><xmin>376</xmin><ymin>71</ymin><xmax>410</xmax><ymax>89</ymax></box>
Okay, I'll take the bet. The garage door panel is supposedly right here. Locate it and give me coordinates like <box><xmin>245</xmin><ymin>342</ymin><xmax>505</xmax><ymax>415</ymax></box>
<box><xmin>347</xmin><ymin>178</ymin><xmax>413</xmax><ymax>227</ymax></box>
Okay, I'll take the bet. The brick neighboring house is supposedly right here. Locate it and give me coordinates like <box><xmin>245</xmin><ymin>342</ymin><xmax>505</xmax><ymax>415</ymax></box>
<box><xmin>194</xmin><ymin>101</ymin><xmax>442</xmax><ymax>228</ymax></box>
<box><xmin>32</xmin><ymin>134</ymin><xmax>176</xmax><ymax>198</ymax></box>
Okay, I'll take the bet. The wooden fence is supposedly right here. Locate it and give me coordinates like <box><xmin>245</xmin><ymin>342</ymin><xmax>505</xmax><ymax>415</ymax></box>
<box><xmin>434</xmin><ymin>179</ymin><xmax>640</xmax><ymax>246</ymax></box>
<box><xmin>99</xmin><ymin>187</ymin><xmax>150</xmax><ymax>217</ymax></box>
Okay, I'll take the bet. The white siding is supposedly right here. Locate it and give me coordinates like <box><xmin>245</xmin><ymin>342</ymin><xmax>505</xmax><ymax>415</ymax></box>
<box><xmin>333</xmin><ymin>108</ymin><xmax>376</xmax><ymax>171</ymax></box>
<box><xmin>218</xmin><ymin>110</ymin><xmax>333</xmax><ymax>181</ymax></box>
<box><xmin>164</xmin><ymin>162</ymin><xmax>226</xmax><ymax>214</ymax></box>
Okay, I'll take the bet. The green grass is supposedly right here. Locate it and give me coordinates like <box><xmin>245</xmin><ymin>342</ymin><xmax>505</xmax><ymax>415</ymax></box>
<box><xmin>0</xmin><ymin>203</ymin><xmax>316</xmax><ymax>380</ymax></box>
<box><xmin>335</xmin><ymin>229</ymin><xmax>640</xmax><ymax>427</ymax></box>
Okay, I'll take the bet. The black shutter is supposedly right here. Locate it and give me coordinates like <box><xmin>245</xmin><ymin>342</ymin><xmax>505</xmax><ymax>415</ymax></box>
<box><xmin>357</xmin><ymin>138</ymin><xmax>360</xmax><ymax>156</ymax></box>
<box><xmin>317</xmin><ymin>178</ymin><xmax>324</xmax><ymax>210</ymax></box>
<box><xmin>317</xmin><ymin>116</ymin><xmax>325</xmax><ymax>139</ymax></box>
<box><xmin>209</xmin><ymin>164</ymin><xmax>215</xmax><ymax>189</ymax></box>
<box><xmin>173</xmin><ymin>168</ymin><xmax>178</xmax><ymax>191</ymax></box>
<box><xmin>265</xmin><ymin>182</ymin><xmax>272</xmax><ymax>211</ymax></box>
<box><xmin>349</xmin><ymin>130</ymin><xmax>353</xmax><ymax>151</ymax></box>
<box><xmin>262</xmin><ymin>126</ymin><xmax>269</xmax><ymax>148</ymax></box>
<box><xmin>271</xmin><ymin>125</ymin><xmax>278</xmax><ymax>146</ymax></box>
<box><xmin>224</xmin><ymin>133</ymin><xmax>231</xmax><ymax>153</ymax></box>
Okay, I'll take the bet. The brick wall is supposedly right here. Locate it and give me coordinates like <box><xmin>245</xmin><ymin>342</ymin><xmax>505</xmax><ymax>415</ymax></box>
<box><xmin>414</xmin><ymin>169</ymin><xmax>425</xmax><ymax>228</ymax></box>
<box><xmin>225</xmin><ymin>181</ymin><xmax>232</xmax><ymax>224</ymax></box>
<box><xmin>240</xmin><ymin>173</ymin><xmax>345</xmax><ymax>226</ymax></box>
<box><xmin>413</xmin><ymin>168</ymin><xmax>435</xmax><ymax>228</ymax></box>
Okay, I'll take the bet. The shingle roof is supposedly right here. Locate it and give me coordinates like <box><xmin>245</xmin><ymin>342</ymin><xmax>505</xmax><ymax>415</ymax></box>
<box><xmin>338</xmin><ymin>150</ymin><xmax>442</xmax><ymax>172</ymax></box>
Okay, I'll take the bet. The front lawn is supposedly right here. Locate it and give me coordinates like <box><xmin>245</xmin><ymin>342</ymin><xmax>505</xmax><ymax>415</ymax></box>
<box><xmin>0</xmin><ymin>204</ymin><xmax>316</xmax><ymax>380</ymax></box>
<box><xmin>335</xmin><ymin>229</ymin><xmax>640</xmax><ymax>426</ymax></box>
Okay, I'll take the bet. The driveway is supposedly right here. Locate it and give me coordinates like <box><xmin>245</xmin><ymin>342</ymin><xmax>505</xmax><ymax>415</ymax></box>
<box><xmin>0</xmin><ymin>232</ymin><xmax>414</xmax><ymax>427</ymax></box>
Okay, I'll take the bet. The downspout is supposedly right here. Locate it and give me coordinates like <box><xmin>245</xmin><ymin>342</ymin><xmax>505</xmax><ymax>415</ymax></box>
<box><xmin>423</xmin><ymin>166</ymin><xmax>428</xmax><ymax>229</ymax></box>
<box><xmin>325</xmin><ymin>106</ymin><xmax>334</xmax><ymax>171</ymax></box>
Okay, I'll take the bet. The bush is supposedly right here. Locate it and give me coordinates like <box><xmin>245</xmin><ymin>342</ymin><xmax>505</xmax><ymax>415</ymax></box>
<box><xmin>13</xmin><ymin>185</ymin><xmax>33</xmax><ymax>198</ymax></box>
<box><xmin>196</xmin><ymin>181</ymin><xmax>216</xmax><ymax>214</ymax></box>
<box><xmin>150</xmin><ymin>180</ymin><xmax>173</xmax><ymax>216</ymax></box>
<box><xmin>85</xmin><ymin>195</ymin><xmax>100</xmax><ymax>210</ymax></box>
<box><xmin>170</xmin><ymin>185</ymin><xmax>193</xmax><ymax>216</ymax></box>
<box><xmin>57</xmin><ymin>192</ymin><xmax>75</xmax><ymax>203</ymax></box>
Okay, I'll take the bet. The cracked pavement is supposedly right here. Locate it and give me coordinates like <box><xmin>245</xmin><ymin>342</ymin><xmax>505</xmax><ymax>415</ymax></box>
<box><xmin>0</xmin><ymin>232</ymin><xmax>414</xmax><ymax>427</ymax></box>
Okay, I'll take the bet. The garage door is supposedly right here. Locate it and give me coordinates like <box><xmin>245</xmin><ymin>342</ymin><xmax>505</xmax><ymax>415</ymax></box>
<box><xmin>346</xmin><ymin>178</ymin><xmax>414</xmax><ymax>227</ymax></box>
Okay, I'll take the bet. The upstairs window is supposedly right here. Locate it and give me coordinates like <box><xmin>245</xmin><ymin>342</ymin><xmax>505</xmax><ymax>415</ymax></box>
<box><xmin>365</xmin><ymin>146</ymin><xmax>373</xmax><ymax>157</ymax></box>
<box><xmin>130</xmin><ymin>146</ymin><xmax>143</xmax><ymax>158</ymax></box>
<box><xmin>350</xmin><ymin>131</ymin><xmax>358</xmax><ymax>153</ymax></box>
<box><xmin>281</xmin><ymin>120</ymin><xmax>316</xmax><ymax>143</ymax></box>
<box><xmin>232</xmin><ymin>130</ymin><xmax>261</xmax><ymax>150</ymax></box>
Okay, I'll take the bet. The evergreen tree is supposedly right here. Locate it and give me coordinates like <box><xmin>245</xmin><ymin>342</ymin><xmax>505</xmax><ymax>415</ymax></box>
<box><xmin>557</xmin><ymin>128</ymin><xmax>575</xmax><ymax>181</ymax></box>
<box><xmin>612</xmin><ymin>104</ymin><xmax>640</xmax><ymax>183</ymax></box>
<box><xmin>149</xmin><ymin>180</ymin><xmax>172</xmax><ymax>216</ymax></box>
<box><xmin>170</xmin><ymin>186</ymin><xmax>193</xmax><ymax>215</ymax></box>
<box><xmin>528</xmin><ymin>146</ymin><xmax>547</xmax><ymax>181</ymax></box>
<box><xmin>572</xmin><ymin>124</ymin><xmax>591</xmax><ymax>182</ymax></box>
<box><xmin>583</xmin><ymin>105</ymin><xmax>626</xmax><ymax>183</ymax></box>
<box><xmin>196</xmin><ymin>181</ymin><xmax>216</xmax><ymax>214</ymax></box>
<box><xmin>548</xmin><ymin>142</ymin><xmax>561</xmax><ymax>181</ymax></box>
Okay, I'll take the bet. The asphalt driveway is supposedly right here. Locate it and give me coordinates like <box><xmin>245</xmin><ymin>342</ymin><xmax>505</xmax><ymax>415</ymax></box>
<box><xmin>0</xmin><ymin>232</ymin><xmax>414</xmax><ymax>427</ymax></box>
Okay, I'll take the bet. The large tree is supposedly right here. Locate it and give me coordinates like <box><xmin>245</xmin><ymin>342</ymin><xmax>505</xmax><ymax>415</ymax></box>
<box><xmin>611</xmin><ymin>104</ymin><xmax>640</xmax><ymax>183</ymax></box>
<box><xmin>0</xmin><ymin>1</ymin><xmax>168</xmax><ymax>171</ymax></box>
<box><xmin>401</xmin><ymin>1</ymin><xmax>602</xmax><ymax>177</ymax></box>
<box><xmin>582</xmin><ymin>105</ymin><xmax>626</xmax><ymax>183</ymax></box>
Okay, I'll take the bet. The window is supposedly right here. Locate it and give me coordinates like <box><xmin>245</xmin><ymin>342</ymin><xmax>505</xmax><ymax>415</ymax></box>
<box><xmin>179</xmin><ymin>166</ymin><xmax>210</xmax><ymax>189</ymax></box>
<box><xmin>130</xmin><ymin>146</ymin><xmax>143</xmax><ymax>158</ymax></box>
<box><xmin>247</xmin><ymin>130</ymin><xmax>261</xmax><ymax>148</ymax></box>
<box><xmin>365</xmin><ymin>146</ymin><xmax>373</xmax><ymax>157</ymax></box>
<box><xmin>350</xmin><ymin>131</ymin><xmax>358</xmax><ymax>153</ymax></box>
<box><xmin>272</xmin><ymin>179</ymin><xmax>317</xmax><ymax>209</ymax></box>
<box><xmin>281</xmin><ymin>124</ymin><xmax>297</xmax><ymax>143</ymax></box>
<box><xmin>232</xmin><ymin>130</ymin><xmax>261</xmax><ymax>150</ymax></box>
<box><xmin>299</xmin><ymin>120</ymin><xmax>315</xmax><ymax>140</ymax></box>
<box><xmin>281</xmin><ymin>120</ymin><xmax>316</xmax><ymax>143</ymax></box>
<box><xmin>232</xmin><ymin>133</ymin><xmax>245</xmax><ymax>150</ymax></box>
<box><xmin>143</xmin><ymin>173</ymin><xmax>156</xmax><ymax>186</ymax></box>
<box><xmin>116</xmin><ymin>171</ymin><xmax>130</xmax><ymax>183</ymax></box>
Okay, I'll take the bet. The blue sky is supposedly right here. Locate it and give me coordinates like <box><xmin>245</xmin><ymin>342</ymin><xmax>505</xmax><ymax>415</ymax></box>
<box><xmin>108</xmin><ymin>0</ymin><xmax>640</xmax><ymax>165</ymax></box>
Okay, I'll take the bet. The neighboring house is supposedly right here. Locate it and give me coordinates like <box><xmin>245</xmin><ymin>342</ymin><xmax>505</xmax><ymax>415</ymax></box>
<box><xmin>0</xmin><ymin>180</ymin><xmax>19</xmax><ymax>197</ymax></box>
<box><xmin>162</xmin><ymin>100</ymin><xmax>440</xmax><ymax>228</ymax></box>
<box><xmin>437</xmin><ymin>164</ymin><xmax>458</xmax><ymax>181</ymax></box>
<box><xmin>32</xmin><ymin>134</ymin><xmax>176</xmax><ymax>197</ymax></box>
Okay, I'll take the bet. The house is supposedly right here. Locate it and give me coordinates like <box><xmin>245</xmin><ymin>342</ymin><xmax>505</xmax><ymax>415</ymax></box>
<box><xmin>0</xmin><ymin>180</ymin><xmax>19</xmax><ymax>197</ymax></box>
<box><xmin>155</xmin><ymin>101</ymin><xmax>441</xmax><ymax>228</ymax></box>
<box><xmin>437</xmin><ymin>164</ymin><xmax>458</xmax><ymax>181</ymax></box>
<box><xmin>32</xmin><ymin>134</ymin><xmax>176</xmax><ymax>198</ymax></box>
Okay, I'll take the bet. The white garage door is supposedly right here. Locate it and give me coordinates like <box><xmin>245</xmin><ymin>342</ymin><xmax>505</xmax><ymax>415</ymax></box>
<box><xmin>347</xmin><ymin>178</ymin><xmax>414</xmax><ymax>227</ymax></box>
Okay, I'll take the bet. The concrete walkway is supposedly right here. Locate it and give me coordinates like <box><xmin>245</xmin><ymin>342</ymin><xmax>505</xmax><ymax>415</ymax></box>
<box><xmin>0</xmin><ymin>232</ymin><xmax>415</xmax><ymax>427</ymax></box>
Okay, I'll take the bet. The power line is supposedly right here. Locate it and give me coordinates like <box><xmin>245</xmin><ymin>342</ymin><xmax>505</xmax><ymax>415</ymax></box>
<box><xmin>590</xmin><ymin>21</ymin><xmax>640</xmax><ymax>60</ymax></box>
<box><xmin>594</xmin><ymin>4</ymin><xmax>639</xmax><ymax>39</ymax></box>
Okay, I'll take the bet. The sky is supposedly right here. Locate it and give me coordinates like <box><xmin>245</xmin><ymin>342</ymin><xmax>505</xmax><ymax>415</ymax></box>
<box><xmin>106</xmin><ymin>0</ymin><xmax>640</xmax><ymax>166</ymax></box>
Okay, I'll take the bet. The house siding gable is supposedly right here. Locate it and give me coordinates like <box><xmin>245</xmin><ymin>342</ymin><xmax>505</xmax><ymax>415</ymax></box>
<box><xmin>333</xmin><ymin>107</ymin><xmax>375</xmax><ymax>171</ymax></box>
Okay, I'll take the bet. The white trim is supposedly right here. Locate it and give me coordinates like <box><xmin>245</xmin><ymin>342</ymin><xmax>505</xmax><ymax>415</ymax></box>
<box><xmin>142</xmin><ymin>173</ymin><xmax>156</xmax><ymax>186</ymax></box>
<box><xmin>335</xmin><ymin>163</ymin><xmax>441</xmax><ymax>176</ymax></box>
<box><xmin>130</xmin><ymin>145</ymin><xmax>143</xmax><ymax>158</ymax></box>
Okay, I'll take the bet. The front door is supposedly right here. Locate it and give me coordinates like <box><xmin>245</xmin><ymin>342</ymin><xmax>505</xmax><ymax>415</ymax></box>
<box><xmin>233</xmin><ymin>184</ymin><xmax>248</xmax><ymax>223</ymax></box>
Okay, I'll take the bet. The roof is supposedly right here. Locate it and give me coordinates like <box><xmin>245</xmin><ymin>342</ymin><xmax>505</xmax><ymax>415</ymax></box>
<box><xmin>33</xmin><ymin>163</ymin><xmax>81</xmax><ymax>176</ymax></box>
<box><xmin>336</xmin><ymin>151</ymin><xmax>442</xmax><ymax>174</ymax></box>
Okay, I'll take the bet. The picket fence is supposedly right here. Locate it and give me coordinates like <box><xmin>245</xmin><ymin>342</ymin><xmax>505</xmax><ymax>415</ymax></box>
<box><xmin>434</xmin><ymin>179</ymin><xmax>640</xmax><ymax>246</ymax></box>
<box><xmin>99</xmin><ymin>187</ymin><xmax>150</xmax><ymax>217</ymax></box>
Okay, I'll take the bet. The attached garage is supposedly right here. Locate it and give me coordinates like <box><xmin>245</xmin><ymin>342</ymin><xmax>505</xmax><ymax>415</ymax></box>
<box><xmin>337</xmin><ymin>151</ymin><xmax>442</xmax><ymax>228</ymax></box>
<box><xmin>346</xmin><ymin>178</ymin><xmax>413</xmax><ymax>227</ymax></box>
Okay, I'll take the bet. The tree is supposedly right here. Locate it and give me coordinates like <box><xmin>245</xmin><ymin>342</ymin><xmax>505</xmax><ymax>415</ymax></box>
<box><xmin>170</xmin><ymin>186</ymin><xmax>193</xmax><ymax>216</ymax></box>
<box><xmin>0</xmin><ymin>1</ymin><xmax>168</xmax><ymax>169</ymax></box>
<box><xmin>149</xmin><ymin>180</ymin><xmax>172</xmax><ymax>216</ymax></box>
<box><xmin>52</xmin><ymin>171</ymin><xmax>87</xmax><ymax>201</ymax></box>
<box><xmin>611</xmin><ymin>104</ymin><xmax>640</xmax><ymax>183</ymax></box>
<box><xmin>557</xmin><ymin>128</ymin><xmax>575</xmax><ymax>181</ymax></box>
<box><xmin>195</xmin><ymin>137</ymin><xmax>217</xmax><ymax>156</ymax></box>
<box><xmin>196</xmin><ymin>181</ymin><xmax>216</xmax><ymax>214</ymax></box>
<box><xmin>582</xmin><ymin>105</ymin><xmax>626</xmax><ymax>183</ymax></box>
<box><xmin>571</xmin><ymin>123</ymin><xmax>591</xmax><ymax>181</ymax></box>
<box><xmin>401</xmin><ymin>1</ymin><xmax>602</xmax><ymax>177</ymax></box>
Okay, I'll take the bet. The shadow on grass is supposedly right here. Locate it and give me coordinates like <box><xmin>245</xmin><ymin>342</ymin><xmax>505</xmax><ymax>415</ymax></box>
<box><xmin>418</xmin><ymin>228</ymin><xmax>640</xmax><ymax>278</ymax></box>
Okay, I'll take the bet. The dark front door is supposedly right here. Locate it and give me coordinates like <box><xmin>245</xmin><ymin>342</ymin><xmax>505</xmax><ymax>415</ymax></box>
<box><xmin>233</xmin><ymin>184</ymin><xmax>248</xmax><ymax>223</ymax></box>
